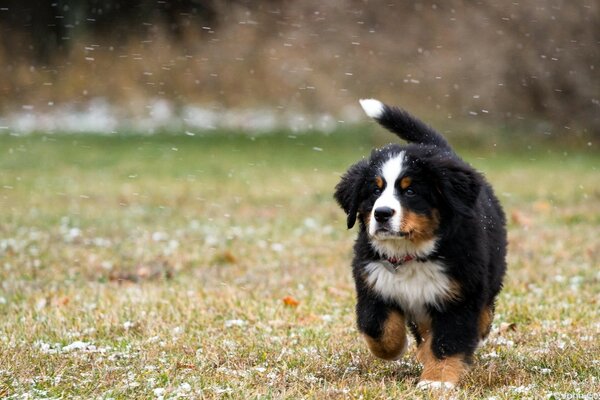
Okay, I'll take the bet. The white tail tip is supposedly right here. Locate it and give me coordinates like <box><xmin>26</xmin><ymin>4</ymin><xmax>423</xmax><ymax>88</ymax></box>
<box><xmin>359</xmin><ymin>98</ymin><xmax>384</xmax><ymax>119</ymax></box>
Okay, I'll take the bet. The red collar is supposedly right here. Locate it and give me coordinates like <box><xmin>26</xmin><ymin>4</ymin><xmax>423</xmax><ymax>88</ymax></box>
<box><xmin>382</xmin><ymin>254</ymin><xmax>429</xmax><ymax>273</ymax></box>
<box><xmin>387</xmin><ymin>254</ymin><xmax>415</xmax><ymax>265</ymax></box>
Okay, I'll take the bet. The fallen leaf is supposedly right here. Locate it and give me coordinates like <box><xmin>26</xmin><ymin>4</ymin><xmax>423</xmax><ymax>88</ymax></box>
<box><xmin>176</xmin><ymin>362</ymin><xmax>197</xmax><ymax>370</ymax></box>
<box><xmin>511</xmin><ymin>210</ymin><xmax>532</xmax><ymax>227</ymax></box>
<box><xmin>282</xmin><ymin>296</ymin><xmax>299</xmax><ymax>307</ymax></box>
<box><xmin>499</xmin><ymin>322</ymin><xmax>517</xmax><ymax>333</ymax></box>
<box><xmin>533</xmin><ymin>200</ymin><xmax>552</xmax><ymax>213</ymax></box>
<box><xmin>213</xmin><ymin>250</ymin><xmax>237</xmax><ymax>264</ymax></box>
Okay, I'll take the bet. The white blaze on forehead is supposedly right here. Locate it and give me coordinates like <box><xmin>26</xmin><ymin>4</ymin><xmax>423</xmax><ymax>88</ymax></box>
<box><xmin>369</xmin><ymin>152</ymin><xmax>405</xmax><ymax>236</ymax></box>
<box><xmin>359</xmin><ymin>98</ymin><xmax>384</xmax><ymax>119</ymax></box>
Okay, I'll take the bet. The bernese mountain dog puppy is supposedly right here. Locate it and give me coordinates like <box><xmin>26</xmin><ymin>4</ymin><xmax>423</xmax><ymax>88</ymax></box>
<box><xmin>334</xmin><ymin>99</ymin><xmax>507</xmax><ymax>390</ymax></box>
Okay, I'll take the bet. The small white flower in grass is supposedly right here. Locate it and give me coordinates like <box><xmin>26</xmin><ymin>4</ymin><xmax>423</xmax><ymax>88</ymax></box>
<box><xmin>172</xmin><ymin>326</ymin><xmax>184</xmax><ymax>336</ymax></box>
<box><xmin>212</xmin><ymin>386</ymin><xmax>233</xmax><ymax>394</ymax></box>
<box><xmin>65</xmin><ymin>227</ymin><xmax>81</xmax><ymax>242</ymax></box>
<box><xmin>62</xmin><ymin>341</ymin><xmax>90</xmax><ymax>352</ymax></box>
<box><xmin>482</xmin><ymin>351</ymin><xmax>499</xmax><ymax>359</ymax></box>
<box><xmin>101</xmin><ymin>261</ymin><xmax>113</xmax><ymax>270</ymax></box>
<box><xmin>152</xmin><ymin>231</ymin><xmax>167</xmax><ymax>242</ymax></box>
<box><xmin>271</xmin><ymin>243</ymin><xmax>284</xmax><ymax>253</ymax></box>
<box><xmin>178</xmin><ymin>382</ymin><xmax>191</xmax><ymax>393</ymax></box>
<box><xmin>267</xmin><ymin>372</ymin><xmax>278</xmax><ymax>381</ymax></box>
<box><xmin>303</xmin><ymin>218</ymin><xmax>318</xmax><ymax>229</ymax></box>
<box><xmin>224</xmin><ymin>319</ymin><xmax>247</xmax><ymax>328</ymax></box>
<box><xmin>35</xmin><ymin>341</ymin><xmax>52</xmax><ymax>354</ymax></box>
<box><xmin>0</xmin><ymin>297</ymin><xmax>6</xmax><ymax>304</ymax></box>
<box><xmin>35</xmin><ymin>298</ymin><xmax>47</xmax><ymax>311</ymax></box>
<box><xmin>123</xmin><ymin>321</ymin><xmax>135</xmax><ymax>330</ymax></box>
<box><xmin>153</xmin><ymin>388</ymin><xmax>166</xmax><ymax>397</ymax></box>
<box><xmin>510</xmin><ymin>384</ymin><xmax>535</xmax><ymax>394</ymax></box>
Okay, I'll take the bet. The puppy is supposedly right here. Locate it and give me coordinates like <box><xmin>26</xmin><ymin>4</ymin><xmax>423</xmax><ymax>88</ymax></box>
<box><xmin>334</xmin><ymin>99</ymin><xmax>507</xmax><ymax>389</ymax></box>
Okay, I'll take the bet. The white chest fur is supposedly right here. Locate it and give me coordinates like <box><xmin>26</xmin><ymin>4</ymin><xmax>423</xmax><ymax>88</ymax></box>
<box><xmin>364</xmin><ymin>260</ymin><xmax>454</xmax><ymax>320</ymax></box>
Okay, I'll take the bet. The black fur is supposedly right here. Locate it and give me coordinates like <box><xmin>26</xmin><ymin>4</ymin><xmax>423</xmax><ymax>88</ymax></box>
<box><xmin>334</xmin><ymin>102</ymin><xmax>507</xmax><ymax>382</ymax></box>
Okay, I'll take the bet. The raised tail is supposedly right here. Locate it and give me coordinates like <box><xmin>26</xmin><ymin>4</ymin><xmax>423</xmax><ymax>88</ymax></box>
<box><xmin>359</xmin><ymin>99</ymin><xmax>450</xmax><ymax>149</ymax></box>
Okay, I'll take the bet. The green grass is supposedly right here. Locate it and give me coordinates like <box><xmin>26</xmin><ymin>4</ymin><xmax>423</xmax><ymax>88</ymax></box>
<box><xmin>0</xmin><ymin>129</ymin><xmax>599</xmax><ymax>399</ymax></box>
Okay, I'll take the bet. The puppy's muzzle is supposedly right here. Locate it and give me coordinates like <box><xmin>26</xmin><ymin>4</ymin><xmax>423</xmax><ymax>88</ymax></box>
<box><xmin>374</xmin><ymin>207</ymin><xmax>395</xmax><ymax>223</ymax></box>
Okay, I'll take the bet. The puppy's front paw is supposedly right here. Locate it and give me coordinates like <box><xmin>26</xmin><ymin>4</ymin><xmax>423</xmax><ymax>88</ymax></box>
<box><xmin>416</xmin><ymin>380</ymin><xmax>456</xmax><ymax>390</ymax></box>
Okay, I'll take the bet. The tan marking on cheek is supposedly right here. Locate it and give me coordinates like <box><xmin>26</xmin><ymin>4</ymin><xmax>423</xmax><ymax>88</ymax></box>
<box><xmin>363</xmin><ymin>311</ymin><xmax>407</xmax><ymax>361</ymax></box>
<box><xmin>362</xmin><ymin>211</ymin><xmax>371</xmax><ymax>226</ymax></box>
<box><xmin>400</xmin><ymin>176</ymin><xmax>412</xmax><ymax>190</ymax></box>
<box><xmin>478</xmin><ymin>305</ymin><xmax>494</xmax><ymax>340</ymax></box>
<box><xmin>401</xmin><ymin>209</ymin><xmax>440</xmax><ymax>244</ymax></box>
<box><xmin>417</xmin><ymin>336</ymin><xmax>468</xmax><ymax>385</ymax></box>
<box><xmin>375</xmin><ymin>176</ymin><xmax>384</xmax><ymax>189</ymax></box>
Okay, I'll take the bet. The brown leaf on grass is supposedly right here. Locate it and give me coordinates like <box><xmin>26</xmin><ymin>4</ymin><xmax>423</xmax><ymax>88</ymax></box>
<box><xmin>282</xmin><ymin>296</ymin><xmax>300</xmax><ymax>307</ymax></box>
<box><xmin>109</xmin><ymin>259</ymin><xmax>174</xmax><ymax>284</ymax></box>
<box><xmin>108</xmin><ymin>272</ymin><xmax>138</xmax><ymax>284</ymax></box>
<box><xmin>176</xmin><ymin>362</ymin><xmax>197</xmax><ymax>370</ymax></box>
<box><xmin>499</xmin><ymin>322</ymin><xmax>517</xmax><ymax>333</ymax></box>
<box><xmin>136</xmin><ymin>266</ymin><xmax>151</xmax><ymax>279</ymax></box>
<box><xmin>511</xmin><ymin>210</ymin><xmax>532</xmax><ymax>227</ymax></box>
<box><xmin>533</xmin><ymin>200</ymin><xmax>552</xmax><ymax>213</ymax></box>
<box><xmin>213</xmin><ymin>250</ymin><xmax>238</xmax><ymax>265</ymax></box>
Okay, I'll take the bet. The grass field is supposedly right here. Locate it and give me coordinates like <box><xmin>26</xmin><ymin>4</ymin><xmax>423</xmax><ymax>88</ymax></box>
<box><xmin>0</xmin><ymin>129</ymin><xmax>599</xmax><ymax>399</ymax></box>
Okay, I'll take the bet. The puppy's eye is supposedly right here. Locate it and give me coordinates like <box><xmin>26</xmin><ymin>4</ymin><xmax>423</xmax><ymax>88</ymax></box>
<box><xmin>405</xmin><ymin>188</ymin><xmax>416</xmax><ymax>197</ymax></box>
<box><xmin>373</xmin><ymin>187</ymin><xmax>382</xmax><ymax>195</ymax></box>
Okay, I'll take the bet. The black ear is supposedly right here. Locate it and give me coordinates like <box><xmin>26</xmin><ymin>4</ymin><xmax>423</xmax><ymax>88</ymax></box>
<box><xmin>427</xmin><ymin>156</ymin><xmax>482</xmax><ymax>219</ymax></box>
<box><xmin>334</xmin><ymin>159</ymin><xmax>368</xmax><ymax>229</ymax></box>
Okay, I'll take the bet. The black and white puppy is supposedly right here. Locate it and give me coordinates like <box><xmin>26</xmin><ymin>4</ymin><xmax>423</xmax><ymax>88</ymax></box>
<box><xmin>334</xmin><ymin>99</ymin><xmax>507</xmax><ymax>389</ymax></box>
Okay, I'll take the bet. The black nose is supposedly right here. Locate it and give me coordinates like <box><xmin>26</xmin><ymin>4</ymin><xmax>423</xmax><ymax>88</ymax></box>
<box><xmin>374</xmin><ymin>207</ymin><xmax>395</xmax><ymax>223</ymax></box>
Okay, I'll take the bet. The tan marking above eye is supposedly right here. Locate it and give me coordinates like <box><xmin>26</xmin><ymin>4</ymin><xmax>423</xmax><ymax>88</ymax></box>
<box><xmin>400</xmin><ymin>176</ymin><xmax>412</xmax><ymax>190</ymax></box>
<box><xmin>375</xmin><ymin>176</ymin><xmax>384</xmax><ymax>189</ymax></box>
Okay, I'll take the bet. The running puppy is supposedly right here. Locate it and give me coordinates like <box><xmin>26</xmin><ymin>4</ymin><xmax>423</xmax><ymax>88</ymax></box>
<box><xmin>334</xmin><ymin>99</ymin><xmax>507</xmax><ymax>389</ymax></box>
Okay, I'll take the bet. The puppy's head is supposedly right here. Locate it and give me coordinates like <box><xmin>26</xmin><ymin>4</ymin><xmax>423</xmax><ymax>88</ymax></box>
<box><xmin>334</xmin><ymin>145</ymin><xmax>482</xmax><ymax>247</ymax></box>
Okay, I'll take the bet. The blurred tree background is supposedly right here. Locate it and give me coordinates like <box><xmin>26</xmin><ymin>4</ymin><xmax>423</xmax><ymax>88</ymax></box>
<box><xmin>0</xmin><ymin>0</ymin><xmax>598</xmax><ymax>137</ymax></box>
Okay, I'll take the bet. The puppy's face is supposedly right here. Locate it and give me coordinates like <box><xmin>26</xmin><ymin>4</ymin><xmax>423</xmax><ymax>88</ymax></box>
<box><xmin>364</xmin><ymin>149</ymin><xmax>439</xmax><ymax>245</ymax></box>
<box><xmin>335</xmin><ymin>144</ymin><xmax>481</xmax><ymax>248</ymax></box>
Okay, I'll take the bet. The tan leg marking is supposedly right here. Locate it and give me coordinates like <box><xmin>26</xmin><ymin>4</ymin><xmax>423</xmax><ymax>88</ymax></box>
<box><xmin>478</xmin><ymin>305</ymin><xmax>494</xmax><ymax>341</ymax></box>
<box><xmin>416</xmin><ymin>335</ymin><xmax>468</xmax><ymax>387</ymax></box>
<box><xmin>362</xmin><ymin>311</ymin><xmax>407</xmax><ymax>361</ymax></box>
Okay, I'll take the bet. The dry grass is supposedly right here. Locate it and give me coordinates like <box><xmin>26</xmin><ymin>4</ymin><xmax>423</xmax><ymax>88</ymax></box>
<box><xmin>0</xmin><ymin>129</ymin><xmax>599</xmax><ymax>399</ymax></box>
